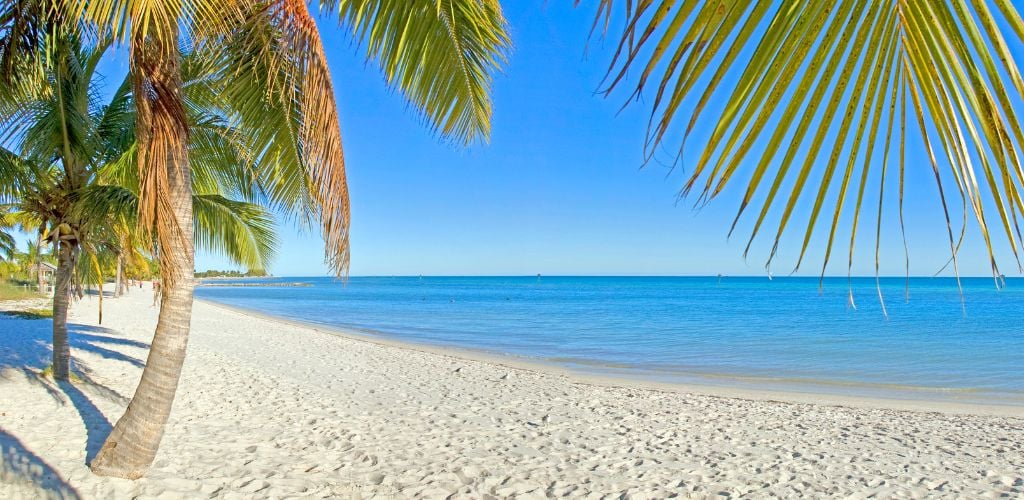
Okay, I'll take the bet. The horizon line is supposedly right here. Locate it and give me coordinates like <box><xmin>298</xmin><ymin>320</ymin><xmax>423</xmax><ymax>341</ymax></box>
<box><xmin>219</xmin><ymin>274</ymin><xmax>1014</xmax><ymax>280</ymax></box>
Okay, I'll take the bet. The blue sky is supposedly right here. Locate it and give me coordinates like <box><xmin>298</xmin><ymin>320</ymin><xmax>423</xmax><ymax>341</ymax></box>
<box><xmin>79</xmin><ymin>3</ymin><xmax>1024</xmax><ymax>277</ymax></box>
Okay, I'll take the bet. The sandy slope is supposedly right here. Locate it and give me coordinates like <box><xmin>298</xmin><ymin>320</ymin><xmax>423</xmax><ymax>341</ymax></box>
<box><xmin>1</xmin><ymin>289</ymin><xmax>1023</xmax><ymax>498</ymax></box>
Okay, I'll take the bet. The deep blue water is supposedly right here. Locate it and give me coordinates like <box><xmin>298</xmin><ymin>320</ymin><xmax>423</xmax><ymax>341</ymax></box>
<box><xmin>195</xmin><ymin>276</ymin><xmax>1024</xmax><ymax>405</ymax></box>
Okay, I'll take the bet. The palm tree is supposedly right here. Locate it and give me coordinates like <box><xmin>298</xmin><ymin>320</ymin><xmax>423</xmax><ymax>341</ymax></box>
<box><xmin>0</xmin><ymin>34</ymin><xmax>97</xmax><ymax>380</ymax></box>
<box><xmin>0</xmin><ymin>0</ymin><xmax>510</xmax><ymax>478</ymax></box>
<box><xmin>1</xmin><ymin>38</ymin><xmax>278</xmax><ymax>381</ymax></box>
<box><xmin>19</xmin><ymin>232</ymin><xmax>50</xmax><ymax>292</ymax></box>
<box><xmin>591</xmin><ymin>1</ymin><xmax>1024</xmax><ymax>305</ymax></box>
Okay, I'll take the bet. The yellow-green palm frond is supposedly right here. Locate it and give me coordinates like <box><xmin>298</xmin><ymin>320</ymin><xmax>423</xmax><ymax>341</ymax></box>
<box><xmin>96</xmin><ymin>59</ymin><xmax>263</xmax><ymax>202</ymax></box>
<box><xmin>2</xmin><ymin>34</ymin><xmax>107</xmax><ymax>180</ymax></box>
<box><xmin>0</xmin><ymin>231</ymin><xmax>14</xmax><ymax>259</ymax></box>
<box><xmin>326</xmin><ymin>0</ymin><xmax>511</xmax><ymax>144</ymax></box>
<box><xmin>594</xmin><ymin>0</ymin><xmax>1024</xmax><ymax>293</ymax></box>
<box><xmin>66</xmin><ymin>0</ymin><xmax>240</xmax><ymax>53</ymax></box>
<box><xmin>0</xmin><ymin>0</ymin><xmax>60</xmax><ymax>101</ymax></box>
<box><xmin>78</xmin><ymin>184</ymin><xmax>277</xmax><ymax>271</ymax></box>
<box><xmin>0</xmin><ymin>212</ymin><xmax>15</xmax><ymax>259</ymax></box>
<box><xmin>192</xmin><ymin>194</ymin><xmax>277</xmax><ymax>271</ymax></box>
<box><xmin>212</xmin><ymin>1</ymin><xmax>349</xmax><ymax>275</ymax></box>
<box><xmin>0</xmin><ymin>145</ymin><xmax>32</xmax><ymax>202</ymax></box>
<box><xmin>212</xmin><ymin>0</ymin><xmax>510</xmax><ymax>277</ymax></box>
<box><xmin>94</xmin><ymin>75</ymin><xmax>135</xmax><ymax>165</ymax></box>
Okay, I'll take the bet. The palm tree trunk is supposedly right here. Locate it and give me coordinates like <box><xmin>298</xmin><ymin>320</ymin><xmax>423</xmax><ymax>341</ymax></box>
<box><xmin>35</xmin><ymin>231</ymin><xmax>45</xmax><ymax>293</ymax></box>
<box><xmin>114</xmin><ymin>253</ymin><xmax>124</xmax><ymax>298</ymax></box>
<box><xmin>90</xmin><ymin>28</ymin><xmax>194</xmax><ymax>479</ymax></box>
<box><xmin>51</xmin><ymin>239</ymin><xmax>75</xmax><ymax>381</ymax></box>
<box><xmin>92</xmin><ymin>254</ymin><xmax>105</xmax><ymax>325</ymax></box>
<box><xmin>97</xmin><ymin>280</ymin><xmax>103</xmax><ymax>324</ymax></box>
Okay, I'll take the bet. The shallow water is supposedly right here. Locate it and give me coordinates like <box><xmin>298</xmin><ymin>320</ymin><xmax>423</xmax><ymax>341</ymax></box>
<box><xmin>196</xmin><ymin>276</ymin><xmax>1024</xmax><ymax>405</ymax></box>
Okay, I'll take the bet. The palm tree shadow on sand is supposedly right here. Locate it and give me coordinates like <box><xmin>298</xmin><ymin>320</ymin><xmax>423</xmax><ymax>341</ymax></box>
<box><xmin>0</xmin><ymin>429</ymin><xmax>81</xmax><ymax>499</ymax></box>
<box><xmin>0</xmin><ymin>314</ymin><xmax>143</xmax><ymax>474</ymax></box>
<box><xmin>56</xmin><ymin>380</ymin><xmax>115</xmax><ymax>464</ymax></box>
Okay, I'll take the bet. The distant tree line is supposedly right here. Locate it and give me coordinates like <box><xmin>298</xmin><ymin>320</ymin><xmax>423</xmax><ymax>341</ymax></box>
<box><xmin>194</xmin><ymin>269</ymin><xmax>269</xmax><ymax>278</ymax></box>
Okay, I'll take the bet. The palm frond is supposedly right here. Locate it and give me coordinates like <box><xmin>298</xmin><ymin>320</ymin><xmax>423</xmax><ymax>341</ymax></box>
<box><xmin>76</xmin><ymin>184</ymin><xmax>140</xmax><ymax>227</ymax></box>
<box><xmin>193</xmin><ymin>194</ymin><xmax>277</xmax><ymax>271</ymax></box>
<box><xmin>594</xmin><ymin>0</ymin><xmax>1024</xmax><ymax>291</ymax></box>
<box><xmin>326</xmin><ymin>0</ymin><xmax>511</xmax><ymax>144</ymax></box>
<box><xmin>214</xmin><ymin>2</ymin><xmax>350</xmax><ymax>274</ymax></box>
<box><xmin>79</xmin><ymin>184</ymin><xmax>276</xmax><ymax>271</ymax></box>
<box><xmin>0</xmin><ymin>0</ymin><xmax>50</xmax><ymax>100</ymax></box>
<box><xmin>0</xmin><ymin>213</ymin><xmax>15</xmax><ymax>259</ymax></box>
<box><xmin>66</xmin><ymin>0</ymin><xmax>239</xmax><ymax>53</ymax></box>
<box><xmin>0</xmin><ymin>145</ymin><xmax>32</xmax><ymax>201</ymax></box>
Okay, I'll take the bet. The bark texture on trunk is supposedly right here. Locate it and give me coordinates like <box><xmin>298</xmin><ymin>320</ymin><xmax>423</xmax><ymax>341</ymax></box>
<box><xmin>51</xmin><ymin>239</ymin><xmax>75</xmax><ymax>381</ymax></box>
<box><xmin>89</xmin><ymin>153</ymin><xmax>193</xmax><ymax>479</ymax></box>
<box><xmin>36</xmin><ymin>231</ymin><xmax>46</xmax><ymax>293</ymax></box>
<box><xmin>96</xmin><ymin>264</ymin><xmax>104</xmax><ymax>325</ymax></box>
<box><xmin>89</xmin><ymin>30</ymin><xmax>194</xmax><ymax>479</ymax></box>
<box><xmin>89</xmin><ymin>172</ymin><xmax>193</xmax><ymax>477</ymax></box>
<box><xmin>114</xmin><ymin>254</ymin><xmax>124</xmax><ymax>298</ymax></box>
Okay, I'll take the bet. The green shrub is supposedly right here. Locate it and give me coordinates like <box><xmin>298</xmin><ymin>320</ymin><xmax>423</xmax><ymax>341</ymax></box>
<box><xmin>0</xmin><ymin>281</ymin><xmax>43</xmax><ymax>301</ymax></box>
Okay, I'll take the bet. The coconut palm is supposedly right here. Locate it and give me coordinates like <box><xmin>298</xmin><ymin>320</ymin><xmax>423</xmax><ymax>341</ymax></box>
<box><xmin>0</xmin><ymin>0</ymin><xmax>510</xmax><ymax>478</ymax></box>
<box><xmin>0</xmin><ymin>37</ymin><xmax>278</xmax><ymax>382</ymax></box>
<box><xmin>0</xmin><ymin>34</ymin><xmax>92</xmax><ymax>379</ymax></box>
<box><xmin>24</xmin><ymin>237</ymin><xmax>43</xmax><ymax>289</ymax></box>
<box><xmin>592</xmin><ymin>1</ymin><xmax>1024</xmax><ymax>304</ymax></box>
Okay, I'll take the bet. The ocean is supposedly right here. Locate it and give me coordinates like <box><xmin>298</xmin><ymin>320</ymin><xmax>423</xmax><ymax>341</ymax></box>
<box><xmin>195</xmin><ymin>276</ymin><xmax>1024</xmax><ymax>406</ymax></box>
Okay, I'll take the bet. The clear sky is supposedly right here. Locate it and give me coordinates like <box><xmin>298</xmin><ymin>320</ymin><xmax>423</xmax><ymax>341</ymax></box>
<box><xmin>79</xmin><ymin>3</ymin><xmax>1024</xmax><ymax>277</ymax></box>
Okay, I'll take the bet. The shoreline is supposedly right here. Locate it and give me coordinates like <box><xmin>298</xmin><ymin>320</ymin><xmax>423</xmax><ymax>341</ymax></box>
<box><xmin>2</xmin><ymin>291</ymin><xmax>1022</xmax><ymax>497</ymax></box>
<box><xmin>197</xmin><ymin>298</ymin><xmax>1024</xmax><ymax>417</ymax></box>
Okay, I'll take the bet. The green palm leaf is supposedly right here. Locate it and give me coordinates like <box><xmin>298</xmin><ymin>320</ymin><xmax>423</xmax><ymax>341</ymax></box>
<box><xmin>192</xmin><ymin>194</ymin><xmax>277</xmax><ymax>271</ymax></box>
<box><xmin>0</xmin><ymin>213</ymin><xmax>15</xmax><ymax>259</ymax></box>
<box><xmin>594</xmin><ymin>0</ymin><xmax>1024</xmax><ymax>297</ymax></box>
<box><xmin>327</xmin><ymin>0</ymin><xmax>511</xmax><ymax>144</ymax></box>
<box><xmin>77</xmin><ymin>184</ymin><xmax>278</xmax><ymax>271</ymax></box>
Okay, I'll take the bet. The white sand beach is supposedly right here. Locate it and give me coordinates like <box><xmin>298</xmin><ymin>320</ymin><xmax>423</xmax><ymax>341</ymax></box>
<box><xmin>2</xmin><ymin>289</ymin><xmax>1023</xmax><ymax>498</ymax></box>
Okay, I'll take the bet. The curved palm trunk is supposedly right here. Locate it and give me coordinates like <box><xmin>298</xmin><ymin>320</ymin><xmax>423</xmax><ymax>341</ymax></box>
<box><xmin>90</xmin><ymin>29</ymin><xmax>194</xmax><ymax>479</ymax></box>
<box><xmin>51</xmin><ymin>239</ymin><xmax>75</xmax><ymax>381</ymax></box>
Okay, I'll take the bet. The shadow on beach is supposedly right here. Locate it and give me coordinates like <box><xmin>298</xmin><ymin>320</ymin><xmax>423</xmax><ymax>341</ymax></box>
<box><xmin>0</xmin><ymin>428</ymin><xmax>81</xmax><ymax>499</ymax></box>
<box><xmin>56</xmin><ymin>380</ymin><xmax>113</xmax><ymax>464</ymax></box>
<box><xmin>0</xmin><ymin>316</ymin><xmax>148</xmax><ymax>374</ymax></box>
<box><xmin>0</xmin><ymin>312</ymin><xmax>136</xmax><ymax>473</ymax></box>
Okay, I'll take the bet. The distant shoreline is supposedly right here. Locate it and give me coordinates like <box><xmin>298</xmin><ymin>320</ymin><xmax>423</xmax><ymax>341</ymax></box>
<box><xmin>195</xmin><ymin>275</ymin><xmax>273</xmax><ymax>280</ymax></box>
<box><xmin>261</xmin><ymin>274</ymin><xmax>1016</xmax><ymax>280</ymax></box>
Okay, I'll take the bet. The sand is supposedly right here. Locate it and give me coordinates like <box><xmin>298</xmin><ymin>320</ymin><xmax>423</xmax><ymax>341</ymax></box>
<box><xmin>1</xmin><ymin>289</ymin><xmax>1023</xmax><ymax>499</ymax></box>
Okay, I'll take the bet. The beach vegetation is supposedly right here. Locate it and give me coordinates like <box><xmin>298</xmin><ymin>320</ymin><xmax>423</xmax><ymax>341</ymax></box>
<box><xmin>195</xmin><ymin>269</ymin><xmax>269</xmax><ymax>278</ymax></box>
<box><xmin>2</xmin><ymin>307</ymin><xmax>53</xmax><ymax>319</ymax></box>
<box><xmin>0</xmin><ymin>281</ymin><xmax>44</xmax><ymax>301</ymax></box>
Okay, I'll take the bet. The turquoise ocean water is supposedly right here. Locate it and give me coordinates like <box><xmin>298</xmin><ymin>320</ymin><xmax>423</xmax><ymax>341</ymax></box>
<box><xmin>195</xmin><ymin>276</ymin><xmax>1024</xmax><ymax>406</ymax></box>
